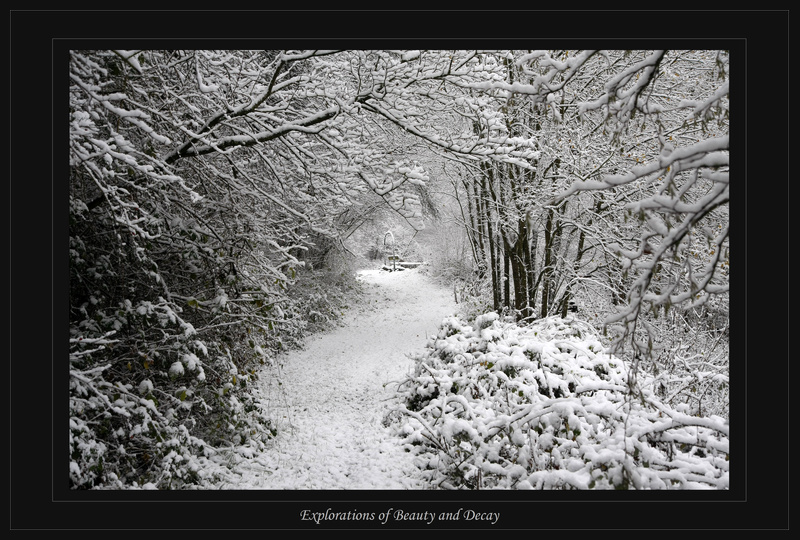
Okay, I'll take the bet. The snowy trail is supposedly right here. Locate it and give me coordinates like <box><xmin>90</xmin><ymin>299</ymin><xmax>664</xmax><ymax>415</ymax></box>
<box><xmin>232</xmin><ymin>268</ymin><xmax>456</xmax><ymax>489</ymax></box>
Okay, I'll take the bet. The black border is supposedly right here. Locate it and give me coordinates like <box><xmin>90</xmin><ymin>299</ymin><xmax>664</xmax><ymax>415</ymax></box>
<box><xmin>8</xmin><ymin>9</ymin><xmax>788</xmax><ymax>531</ymax></box>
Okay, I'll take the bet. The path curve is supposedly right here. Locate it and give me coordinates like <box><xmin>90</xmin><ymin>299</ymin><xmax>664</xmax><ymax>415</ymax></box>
<box><xmin>234</xmin><ymin>268</ymin><xmax>456</xmax><ymax>489</ymax></box>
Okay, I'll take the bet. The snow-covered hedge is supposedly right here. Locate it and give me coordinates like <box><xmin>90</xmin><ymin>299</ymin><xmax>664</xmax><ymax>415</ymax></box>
<box><xmin>68</xmin><ymin>268</ymin><xmax>360</xmax><ymax>489</ymax></box>
<box><xmin>393</xmin><ymin>313</ymin><xmax>729</xmax><ymax>490</ymax></box>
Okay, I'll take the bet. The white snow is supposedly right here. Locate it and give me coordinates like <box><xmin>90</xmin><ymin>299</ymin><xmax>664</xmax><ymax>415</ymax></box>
<box><xmin>182</xmin><ymin>265</ymin><xmax>727</xmax><ymax>491</ymax></box>
<box><xmin>220</xmin><ymin>267</ymin><xmax>456</xmax><ymax>489</ymax></box>
<box><xmin>168</xmin><ymin>361</ymin><xmax>185</xmax><ymax>378</ymax></box>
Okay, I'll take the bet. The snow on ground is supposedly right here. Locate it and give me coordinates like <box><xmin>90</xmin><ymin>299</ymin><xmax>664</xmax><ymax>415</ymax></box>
<box><xmin>224</xmin><ymin>267</ymin><xmax>456</xmax><ymax>489</ymax></box>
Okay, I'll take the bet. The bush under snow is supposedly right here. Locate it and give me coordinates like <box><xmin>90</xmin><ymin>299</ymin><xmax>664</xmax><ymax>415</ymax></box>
<box><xmin>392</xmin><ymin>313</ymin><xmax>729</xmax><ymax>490</ymax></box>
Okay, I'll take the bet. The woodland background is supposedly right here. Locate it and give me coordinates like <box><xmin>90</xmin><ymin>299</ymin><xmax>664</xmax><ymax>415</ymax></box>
<box><xmin>64</xmin><ymin>47</ymin><xmax>731</xmax><ymax>490</ymax></box>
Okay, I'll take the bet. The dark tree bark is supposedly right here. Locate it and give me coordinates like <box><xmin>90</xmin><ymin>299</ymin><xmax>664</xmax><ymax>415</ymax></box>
<box><xmin>478</xmin><ymin>165</ymin><xmax>501</xmax><ymax>312</ymax></box>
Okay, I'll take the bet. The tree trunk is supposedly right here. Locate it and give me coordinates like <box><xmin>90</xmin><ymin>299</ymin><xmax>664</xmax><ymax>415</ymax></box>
<box><xmin>540</xmin><ymin>208</ymin><xmax>554</xmax><ymax>319</ymax></box>
<box><xmin>516</xmin><ymin>218</ymin><xmax>534</xmax><ymax>318</ymax></box>
<box><xmin>470</xmin><ymin>177</ymin><xmax>487</xmax><ymax>279</ymax></box>
<box><xmin>461</xmin><ymin>178</ymin><xmax>481</xmax><ymax>273</ymax></box>
<box><xmin>481</xmin><ymin>175</ymin><xmax>501</xmax><ymax>313</ymax></box>
<box><xmin>528</xmin><ymin>218</ymin><xmax>539</xmax><ymax>313</ymax></box>
<box><xmin>503</xmin><ymin>245</ymin><xmax>510</xmax><ymax>310</ymax></box>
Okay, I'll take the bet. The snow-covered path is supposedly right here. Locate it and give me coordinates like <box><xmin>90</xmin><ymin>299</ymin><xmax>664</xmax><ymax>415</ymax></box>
<box><xmin>229</xmin><ymin>268</ymin><xmax>456</xmax><ymax>489</ymax></box>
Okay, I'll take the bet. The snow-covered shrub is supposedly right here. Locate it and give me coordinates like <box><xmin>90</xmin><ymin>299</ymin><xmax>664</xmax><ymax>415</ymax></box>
<box><xmin>393</xmin><ymin>314</ymin><xmax>729</xmax><ymax>490</ymax></box>
<box><xmin>67</xmin><ymin>50</ymin><xmax>295</xmax><ymax>488</ymax></box>
<box><xmin>277</xmin><ymin>266</ymin><xmax>364</xmax><ymax>345</ymax></box>
<box><xmin>67</xmin><ymin>275</ymin><xmax>278</xmax><ymax>489</ymax></box>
